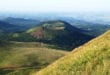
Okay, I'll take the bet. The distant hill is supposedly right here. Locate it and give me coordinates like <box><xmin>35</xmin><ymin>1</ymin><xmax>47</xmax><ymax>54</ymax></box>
<box><xmin>34</xmin><ymin>30</ymin><xmax>110</xmax><ymax>75</ymax></box>
<box><xmin>60</xmin><ymin>17</ymin><xmax>110</xmax><ymax>36</ymax></box>
<box><xmin>26</xmin><ymin>20</ymin><xmax>93</xmax><ymax>50</ymax></box>
<box><xmin>3</xmin><ymin>17</ymin><xmax>40</xmax><ymax>28</ymax></box>
<box><xmin>0</xmin><ymin>20</ymin><xmax>23</xmax><ymax>33</ymax></box>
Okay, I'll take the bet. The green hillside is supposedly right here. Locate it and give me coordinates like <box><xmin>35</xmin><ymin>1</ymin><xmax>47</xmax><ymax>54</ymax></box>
<box><xmin>0</xmin><ymin>20</ymin><xmax>93</xmax><ymax>51</ymax></box>
<box><xmin>26</xmin><ymin>20</ymin><xmax>93</xmax><ymax>50</ymax></box>
<box><xmin>33</xmin><ymin>30</ymin><xmax>110</xmax><ymax>75</ymax></box>
<box><xmin>0</xmin><ymin>42</ymin><xmax>68</xmax><ymax>75</ymax></box>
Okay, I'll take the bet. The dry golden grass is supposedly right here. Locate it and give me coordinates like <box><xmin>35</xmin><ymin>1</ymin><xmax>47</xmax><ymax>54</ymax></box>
<box><xmin>0</xmin><ymin>42</ymin><xmax>68</xmax><ymax>75</ymax></box>
<box><xmin>33</xmin><ymin>30</ymin><xmax>110</xmax><ymax>75</ymax></box>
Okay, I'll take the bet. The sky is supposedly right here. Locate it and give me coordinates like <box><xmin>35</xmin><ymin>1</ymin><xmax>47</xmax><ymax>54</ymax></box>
<box><xmin>0</xmin><ymin>0</ymin><xmax>110</xmax><ymax>13</ymax></box>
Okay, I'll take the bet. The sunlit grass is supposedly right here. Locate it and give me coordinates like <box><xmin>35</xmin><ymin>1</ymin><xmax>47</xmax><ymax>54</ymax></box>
<box><xmin>34</xmin><ymin>30</ymin><xmax>110</xmax><ymax>75</ymax></box>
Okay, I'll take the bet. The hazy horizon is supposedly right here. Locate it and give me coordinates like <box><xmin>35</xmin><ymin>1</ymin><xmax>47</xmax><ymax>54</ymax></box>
<box><xmin>0</xmin><ymin>0</ymin><xmax>110</xmax><ymax>14</ymax></box>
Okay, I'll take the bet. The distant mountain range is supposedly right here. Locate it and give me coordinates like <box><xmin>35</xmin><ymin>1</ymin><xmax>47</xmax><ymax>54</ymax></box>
<box><xmin>2</xmin><ymin>17</ymin><xmax>40</xmax><ymax>28</ymax></box>
<box><xmin>59</xmin><ymin>17</ymin><xmax>110</xmax><ymax>36</ymax></box>
<box><xmin>0</xmin><ymin>20</ymin><xmax>22</xmax><ymax>33</ymax></box>
<box><xmin>1</xmin><ymin>17</ymin><xmax>110</xmax><ymax>37</ymax></box>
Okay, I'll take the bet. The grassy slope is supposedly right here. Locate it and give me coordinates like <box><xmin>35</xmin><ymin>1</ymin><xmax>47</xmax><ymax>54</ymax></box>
<box><xmin>26</xmin><ymin>21</ymin><xmax>93</xmax><ymax>51</ymax></box>
<box><xmin>0</xmin><ymin>42</ymin><xmax>68</xmax><ymax>75</ymax></box>
<box><xmin>34</xmin><ymin>30</ymin><xmax>110</xmax><ymax>75</ymax></box>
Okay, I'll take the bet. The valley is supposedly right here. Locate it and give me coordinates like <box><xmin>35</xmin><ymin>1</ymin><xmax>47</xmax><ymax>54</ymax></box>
<box><xmin>0</xmin><ymin>41</ymin><xmax>68</xmax><ymax>75</ymax></box>
<box><xmin>0</xmin><ymin>17</ymin><xmax>110</xmax><ymax>75</ymax></box>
